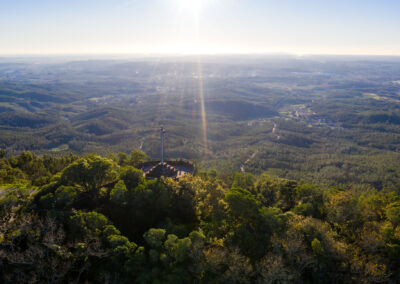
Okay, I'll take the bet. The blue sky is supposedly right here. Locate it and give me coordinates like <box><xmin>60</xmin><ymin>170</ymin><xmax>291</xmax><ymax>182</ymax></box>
<box><xmin>1</xmin><ymin>0</ymin><xmax>399</xmax><ymax>55</ymax></box>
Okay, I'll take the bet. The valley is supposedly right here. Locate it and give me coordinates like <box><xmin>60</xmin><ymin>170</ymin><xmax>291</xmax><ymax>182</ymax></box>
<box><xmin>1</xmin><ymin>55</ymin><xmax>400</xmax><ymax>189</ymax></box>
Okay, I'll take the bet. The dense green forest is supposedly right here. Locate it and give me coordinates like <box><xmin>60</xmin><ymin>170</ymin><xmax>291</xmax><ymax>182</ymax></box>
<box><xmin>1</xmin><ymin>57</ymin><xmax>400</xmax><ymax>190</ymax></box>
<box><xmin>1</xmin><ymin>57</ymin><xmax>400</xmax><ymax>282</ymax></box>
<box><xmin>1</xmin><ymin>150</ymin><xmax>400</xmax><ymax>283</ymax></box>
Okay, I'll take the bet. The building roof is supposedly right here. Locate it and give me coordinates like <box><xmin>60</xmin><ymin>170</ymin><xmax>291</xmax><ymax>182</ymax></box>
<box><xmin>137</xmin><ymin>160</ymin><xmax>195</xmax><ymax>180</ymax></box>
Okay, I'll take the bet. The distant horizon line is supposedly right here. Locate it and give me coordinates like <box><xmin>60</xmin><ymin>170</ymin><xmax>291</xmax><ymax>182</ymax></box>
<box><xmin>1</xmin><ymin>52</ymin><xmax>400</xmax><ymax>58</ymax></box>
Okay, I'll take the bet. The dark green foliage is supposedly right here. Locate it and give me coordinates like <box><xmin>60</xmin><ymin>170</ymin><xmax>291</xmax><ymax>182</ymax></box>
<box><xmin>294</xmin><ymin>184</ymin><xmax>325</xmax><ymax>218</ymax></box>
<box><xmin>386</xmin><ymin>202</ymin><xmax>400</xmax><ymax>227</ymax></box>
<box><xmin>0</xmin><ymin>151</ymin><xmax>399</xmax><ymax>283</ymax></box>
<box><xmin>129</xmin><ymin>149</ymin><xmax>149</xmax><ymax>166</ymax></box>
<box><xmin>69</xmin><ymin>210</ymin><xmax>109</xmax><ymax>239</ymax></box>
<box><xmin>120</xmin><ymin>166</ymin><xmax>144</xmax><ymax>190</ymax></box>
<box><xmin>60</xmin><ymin>154</ymin><xmax>117</xmax><ymax>191</ymax></box>
<box><xmin>225</xmin><ymin>187</ymin><xmax>287</xmax><ymax>259</ymax></box>
<box><xmin>0</xmin><ymin>111</ymin><xmax>53</xmax><ymax>128</ymax></box>
<box><xmin>0</xmin><ymin>149</ymin><xmax>5</xmax><ymax>159</ymax></box>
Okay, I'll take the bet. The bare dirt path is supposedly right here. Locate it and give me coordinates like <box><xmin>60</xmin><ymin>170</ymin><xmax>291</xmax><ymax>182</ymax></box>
<box><xmin>240</xmin><ymin>151</ymin><xmax>258</xmax><ymax>172</ymax></box>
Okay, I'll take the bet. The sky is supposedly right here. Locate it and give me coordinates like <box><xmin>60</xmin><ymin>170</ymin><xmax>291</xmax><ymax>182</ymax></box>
<box><xmin>1</xmin><ymin>0</ymin><xmax>400</xmax><ymax>55</ymax></box>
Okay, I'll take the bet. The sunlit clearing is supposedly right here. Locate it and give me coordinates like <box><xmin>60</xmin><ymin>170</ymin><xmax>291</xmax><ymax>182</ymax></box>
<box><xmin>176</xmin><ymin>0</ymin><xmax>204</xmax><ymax>14</ymax></box>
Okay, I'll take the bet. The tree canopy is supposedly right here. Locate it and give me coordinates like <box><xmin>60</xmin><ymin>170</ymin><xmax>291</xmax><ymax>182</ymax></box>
<box><xmin>0</xmin><ymin>151</ymin><xmax>399</xmax><ymax>283</ymax></box>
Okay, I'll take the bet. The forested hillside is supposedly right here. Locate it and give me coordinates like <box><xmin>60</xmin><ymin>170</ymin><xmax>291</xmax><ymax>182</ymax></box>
<box><xmin>1</xmin><ymin>57</ymin><xmax>400</xmax><ymax>190</ymax></box>
<box><xmin>1</xmin><ymin>150</ymin><xmax>399</xmax><ymax>283</ymax></box>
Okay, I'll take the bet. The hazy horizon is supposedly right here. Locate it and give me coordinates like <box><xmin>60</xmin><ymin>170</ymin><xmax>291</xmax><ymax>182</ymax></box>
<box><xmin>1</xmin><ymin>0</ymin><xmax>400</xmax><ymax>56</ymax></box>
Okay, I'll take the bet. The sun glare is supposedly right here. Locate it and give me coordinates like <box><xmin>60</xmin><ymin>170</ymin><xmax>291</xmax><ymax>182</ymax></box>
<box><xmin>176</xmin><ymin>0</ymin><xmax>204</xmax><ymax>15</ymax></box>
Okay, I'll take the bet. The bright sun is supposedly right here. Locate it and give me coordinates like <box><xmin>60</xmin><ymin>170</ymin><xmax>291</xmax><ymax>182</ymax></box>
<box><xmin>177</xmin><ymin>0</ymin><xmax>204</xmax><ymax>14</ymax></box>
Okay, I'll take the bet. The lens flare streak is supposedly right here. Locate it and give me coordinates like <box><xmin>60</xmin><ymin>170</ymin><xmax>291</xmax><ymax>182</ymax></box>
<box><xmin>197</xmin><ymin>56</ymin><xmax>208</xmax><ymax>157</ymax></box>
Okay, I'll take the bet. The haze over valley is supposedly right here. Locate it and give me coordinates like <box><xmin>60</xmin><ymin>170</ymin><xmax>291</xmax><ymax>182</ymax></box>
<box><xmin>1</xmin><ymin>55</ymin><xmax>400</xmax><ymax>188</ymax></box>
<box><xmin>2</xmin><ymin>0</ymin><xmax>400</xmax><ymax>282</ymax></box>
